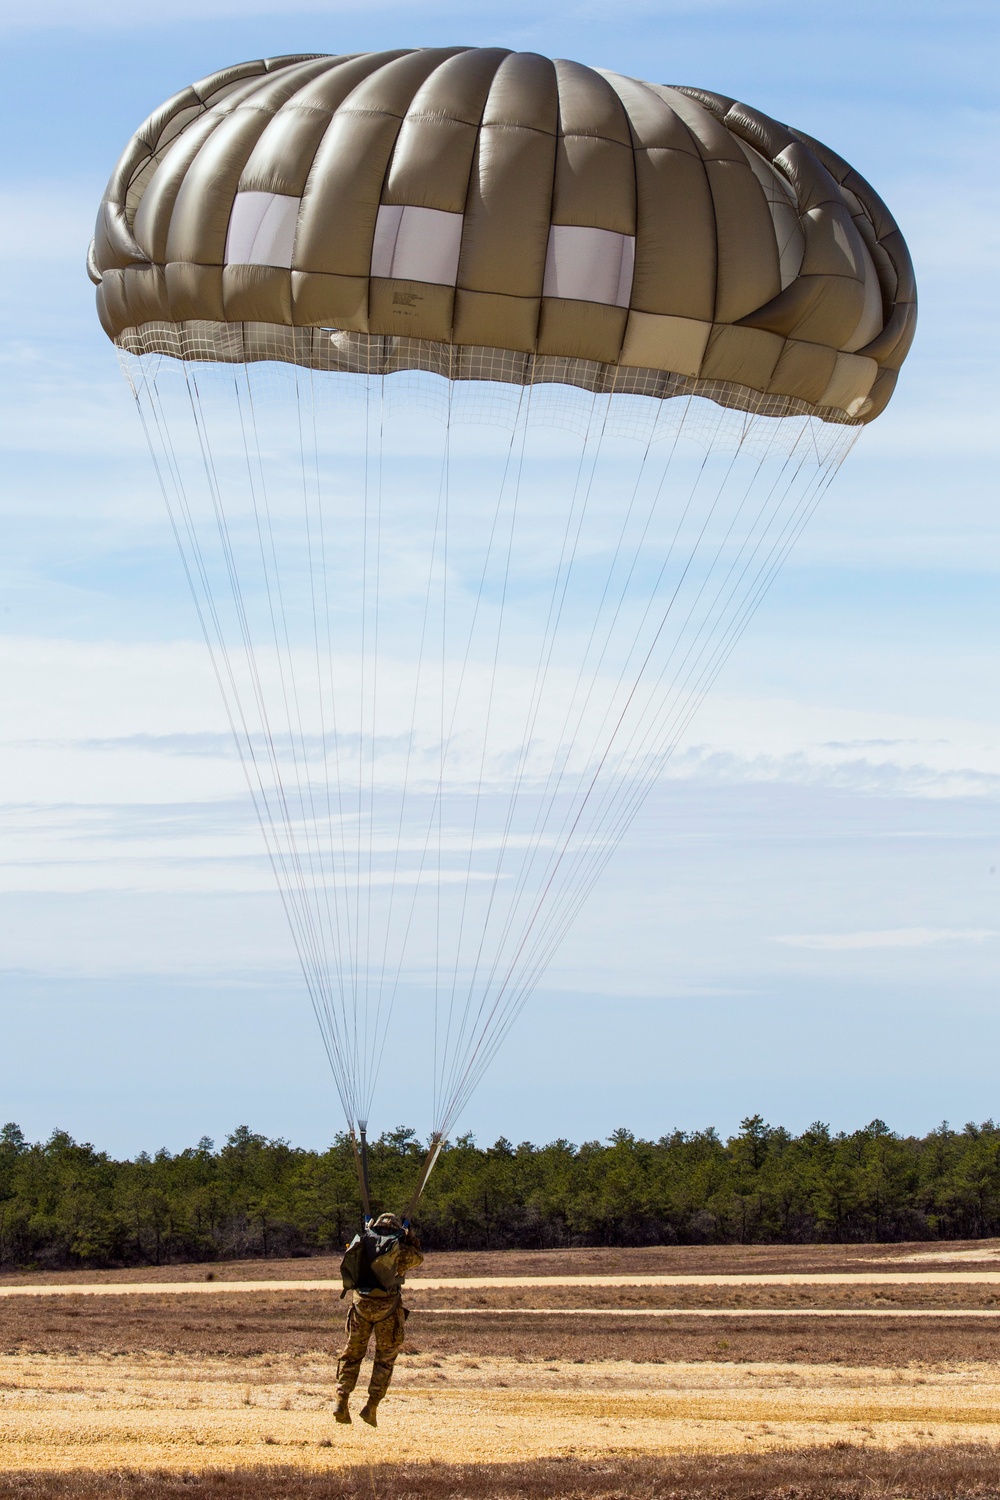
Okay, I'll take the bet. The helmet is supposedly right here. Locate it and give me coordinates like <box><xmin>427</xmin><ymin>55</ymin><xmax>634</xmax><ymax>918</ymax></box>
<box><xmin>372</xmin><ymin>1212</ymin><xmax>404</xmax><ymax>1233</ymax></box>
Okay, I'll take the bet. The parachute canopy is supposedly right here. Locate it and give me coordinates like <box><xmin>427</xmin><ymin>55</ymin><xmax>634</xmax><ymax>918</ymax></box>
<box><xmin>90</xmin><ymin>48</ymin><xmax>914</xmax><ymax>425</ymax></box>
<box><xmin>89</xmin><ymin>51</ymin><xmax>914</xmax><ymax>1183</ymax></box>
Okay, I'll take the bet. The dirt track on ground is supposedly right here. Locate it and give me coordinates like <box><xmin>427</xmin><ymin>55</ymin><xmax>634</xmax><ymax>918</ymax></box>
<box><xmin>7</xmin><ymin>1271</ymin><xmax>1000</xmax><ymax>1300</ymax></box>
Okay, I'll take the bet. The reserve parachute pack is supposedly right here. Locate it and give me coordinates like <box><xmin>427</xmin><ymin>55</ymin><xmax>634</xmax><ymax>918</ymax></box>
<box><xmin>340</xmin><ymin>1225</ymin><xmax>404</xmax><ymax>1298</ymax></box>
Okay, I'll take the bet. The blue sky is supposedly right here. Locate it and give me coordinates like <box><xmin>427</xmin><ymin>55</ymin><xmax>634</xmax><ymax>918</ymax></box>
<box><xmin>0</xmin><ymin>0</ymin><xmax>998</xmax><ymax>1156</ymax></box>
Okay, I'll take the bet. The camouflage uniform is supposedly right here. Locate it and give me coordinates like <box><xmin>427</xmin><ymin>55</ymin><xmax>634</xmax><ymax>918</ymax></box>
<box><xmin>335</xmin><ymin>1234</ymin><xmax>424</xmax><ymax>1405</ymax></box>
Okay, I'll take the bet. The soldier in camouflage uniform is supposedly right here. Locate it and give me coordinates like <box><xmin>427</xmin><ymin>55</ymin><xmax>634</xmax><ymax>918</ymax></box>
<box><xmin>334</xmin><ymin>1212</ymin><xmax>424</xmax><ymax>1427</ymax></box>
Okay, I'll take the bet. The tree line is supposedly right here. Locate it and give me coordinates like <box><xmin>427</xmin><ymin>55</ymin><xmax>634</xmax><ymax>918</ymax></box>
<box><xmin>2</xmin><ymin>1115</ymin><xmax>1000</xmax><ymax>1268</ymax></box>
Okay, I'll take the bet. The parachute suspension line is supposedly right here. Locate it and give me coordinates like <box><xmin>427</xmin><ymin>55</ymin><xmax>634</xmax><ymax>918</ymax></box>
<box><xmin>351</xmin><ymin>1126</ymin><xmax>372</xmax><ymax>1221</ymax></box>
<box><xmin>362</xmin><ymin>374</ymin><xmax>386</xmax><ymax>1120</ymax></box>
<box><xmin>501</xmin><ymin>396</ymin><xmax>699</xmax><ymax>928</ymax></box>
<box><xmin>452</xmin><ymin>427</ymin><xmax>805</xmax><ymax>1091</ymax></box>
<box><xmin>125</xmin><ymin>356</ymin><xmax>360</xmax><ymax>1125</ymax></box>
<box><xmin>484</xmin><ymin>394</ymin><xmax>700</xmax><ymax>948</ymax></box>
<box><xmin>455</xmin><ymin>415</ymin><xmax>852</xmax><ymax>1137</ymax></box>
<box><xmin>233</xmin><ymin>364</ymin><xmax>357</xmax><ymax>1120</ymax></box>
<box><xmin>127</xmin><ymin>362</ymin><xmax>289</xmax><ymax>902</ymax></box>
<box><xmin>300</xmin><ymin>363</ymin><xmax>368</xmax><ymax>1142</ymax></box>
<box><xmin>447</xmin><ymin>388</ymin><xmax>691</xmax><ymax>1073</ymax></box>
<box><xmin>633</xmin><ymin>421</ymin><xmax>831</xmax><ymax>758</ymax></box>
<box><xmin>434</xmin><ymin>403</ymin><xmax>854</xmax><ymax>1136</ymax></box>
<box><xmin>356</xmin><ymin>366</ymin><xmax>542</xmax><ymax>1140</ymax></box>
<box><xmin>350</xmin><ymin>374</ymin><xmax>370</xmax><ymax>1114</ymax></box>
<box><xmin>351</xmin><ymin>363</ymin><xmax>462</xmax><ymax>1130</ymax></box>
<box><xmin>653</xmin><ymin>431</ymin><xmax>857</xmax><ymax>766</ymax></box>
<box><xmin>364</xmin><ymin>369</ymin><xmax>478</xmax><ymax>1129</ymax></box>
<box><xmin>436</xmin><ymin>429</ymin><xmax>706</xmax><ymax>1133</ymax></box>
<box><xmin>436</xmin><ymin>392</ymin><xmax>726</xmax><ymax>1133</ymax></box>
<box><xmin>239</xmin><ymin>366</ymin><xmax>344</xmax><ymax>1020</ymax></box>
<box><xmin>404</xmin><ymin>1131</ymin><xmax>446</xmax><ymax>1219</ymax></box>
<box><xmin>480</xmin><ymin>442</ymin><xmax>853</xmax><ymax>1085</ymax></box>
<box><xmin>436</xmin><ymin>375</ymin><xmax>534</xmax><ymax>1113</ymax></box>
<box><xmin>370</xmin><ymin>372</ymin><xmax>537</xmax><ymax>1134</ymax></box>
<box><xmin>583</xmin><ymin>413</ymin><xmax>844</xmax><ymax>828</ymax></box>
<box><xmin>189</xmin><ymin>361</ymin><xmax>337</xmax><ymax>1065</ymax></box>
<box><xmin>466</xmin><ymin>425</ymin><xmax>823</xmax><ymax>1097</ymax></box>
<box><xmin>443</xmin><ymin>379</ymin><xmax>681</xmax><ymax>1134</ymax></box>
<box><xmin>356</xmin><ymin>368</ymin><xmax>391</xmax><ymax>1127</ymax></box>
<box><xmin>433</xmin><ymin>386</ymin><xmax>613</xmax><ymax>1130</ymax></box>
<box><xmin>456</xmin><ymin>431</ymin><xmax>855</xmax><ymax>1125</ymax></box>
<box><xmin>352</xmin><ymin>373</ymin><xmax>372</xmax><ymax>1122</ymax></box>
<box><xmin>353</xmin><ymin>366</ymin><xmax>390</xmax><ymax>1119</ymax></box>
<box><xmin>299</xmin><ymin>365</ymin><xmax>353</xmax><ymax>1089</ymax></box>
<box><xmin>435</xmin><ymin>360</ymin><xmax>453</xmax><ymax>1134</ymax></box>
<box><xmin>430</xmin><ymin>372</ymin><xmax>542</xmax><ymax>1132</ymax></box>
<box><xmin>434</xmin><ymin>357</ymin><xmax>452</xmax><ymax>1131</ymax></box>
<box><xmin>195</xmin><ymin>359</ymin><xmax>359</xmax><ymax>1127</ymax></box>
<box><xmin>370</xmin><ymin>370</ymin><xmax>529</xmax><ymax>1134</ymax></box>
<box><xmin>223</xmin><ymin>363</ymin><xmax>364</xmax><ymax>1128</ymax></box>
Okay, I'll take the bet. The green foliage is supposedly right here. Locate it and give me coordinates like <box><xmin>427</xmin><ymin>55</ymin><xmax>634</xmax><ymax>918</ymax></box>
<box><xmin>2</xmin><ymin>1116</ymin><xmax>1000</xmax><ymax>1268</ymax></box>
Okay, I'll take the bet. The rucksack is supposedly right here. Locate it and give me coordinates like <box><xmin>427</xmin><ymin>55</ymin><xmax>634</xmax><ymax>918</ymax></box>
<box><xmin>340</xmin><ymin>1227</ymin><xmax>404</xmax><ymax>1297</ymax></box>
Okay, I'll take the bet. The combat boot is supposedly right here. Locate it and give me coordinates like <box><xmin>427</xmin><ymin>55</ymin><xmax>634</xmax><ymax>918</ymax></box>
<box><xmin>359</xmin><ymin>1399</ymin><xmax>379</xmax><ymax>1427</ymax></box>
<box><xmin>333</xmin><ymin>1392</ymin><xmax>351</xmax><ymax>1424</ymax></box>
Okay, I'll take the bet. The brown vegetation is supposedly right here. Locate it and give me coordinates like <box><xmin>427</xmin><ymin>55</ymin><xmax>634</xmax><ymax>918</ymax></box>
<box><xmin>410</xmin><ymin>1281</ymin><xmax>1000</xmax><ymax>1310</ymax></box>
<box><xmin>4</xmin><ymin>1239</ymin><xmax>1000</xmax><ymax>1287</ymax></box>
<box><xmin>421</xmin><ymin>1241</ymin><xmax>1000</xmax><ymax>1280</ymax></box>
<box><xmin>3</xmin><ymin>1445</ymin><xmax>1000</xmax><ymax>1499</ymax></box>
<box><xmin>0</xmin><ymin>1292</ymin><xmax>341</xmax><ymax>1358</ymax></box>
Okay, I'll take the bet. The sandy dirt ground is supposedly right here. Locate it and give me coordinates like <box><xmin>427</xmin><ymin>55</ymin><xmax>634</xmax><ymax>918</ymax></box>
<box><xmin>3</xmin><ymin>1350</ymin><xmax>1000</xmax><ymax>1473</ymax></box>
<box><xmin>4</xmin><ymin>1248</ymin><xmax>1000</xmax><ymax>1481</ymax></box>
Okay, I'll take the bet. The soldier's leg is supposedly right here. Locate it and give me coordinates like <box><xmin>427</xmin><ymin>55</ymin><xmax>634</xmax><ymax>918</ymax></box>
<box><xmin>366</xmin><ymin>1299</ymin><xmax>406</xmax><ymax>1404</ymax></box>
<box><xmin>336</xmin><ymin>1305</ymin><xmax>373</xmax><ymax>1397</ymax></box>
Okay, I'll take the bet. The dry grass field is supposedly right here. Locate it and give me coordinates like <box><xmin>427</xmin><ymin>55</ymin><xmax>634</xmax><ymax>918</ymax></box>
<box><xmin>4</xmin><ymin>1244</ymin><xmax>1000</xmax><ymax>1496</ymax></box>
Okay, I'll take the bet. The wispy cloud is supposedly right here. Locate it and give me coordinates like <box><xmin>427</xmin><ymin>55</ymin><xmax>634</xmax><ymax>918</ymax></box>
<box><xmin>3</xmin><ymin>0</ymin><xmax>994</xmax><ymax>25</ymax></box>
<box><xmin>666</xmin><ymin>694</ymin><xmax>1000</xmax><ymax>801</ymax></box>
<box><xmin>0</xmin><ymin>0</ymin><xmax>783</xmax><ymax>30</ymax></box>
<box><xmin>772</xmin><ymin>928</ymin><xmax>997</xmax><ymax>951</ymax></box>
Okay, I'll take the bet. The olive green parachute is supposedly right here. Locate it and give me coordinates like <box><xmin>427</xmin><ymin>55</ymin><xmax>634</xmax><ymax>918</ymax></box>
<box><xmin>89</xmin><ymin>51</ymin><xmax>914</xmax><ymax>1194</ymax></box>
<box><xmin>89</xmin><ymin>48</ymin><xmax>914</xmax><ymax>424</ymax></box>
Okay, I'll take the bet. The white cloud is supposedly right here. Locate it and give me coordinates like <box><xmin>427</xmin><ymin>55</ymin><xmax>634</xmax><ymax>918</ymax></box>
<box><xmin>667</xmin><ymin>694</ymin><xmax>1000</xmax><ymax>800</ymax></box>
<box><xmin>2</xmin><ymin>0</ymin><xmax>382</xmax><ymax>22</ymax></box>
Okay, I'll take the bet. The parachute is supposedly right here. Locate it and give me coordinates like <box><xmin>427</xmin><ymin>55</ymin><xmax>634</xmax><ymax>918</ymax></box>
<box><xmin>89</xmin><ymin>49</ymin><xmax>915</xmax><ymax>1203</ymax></box>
